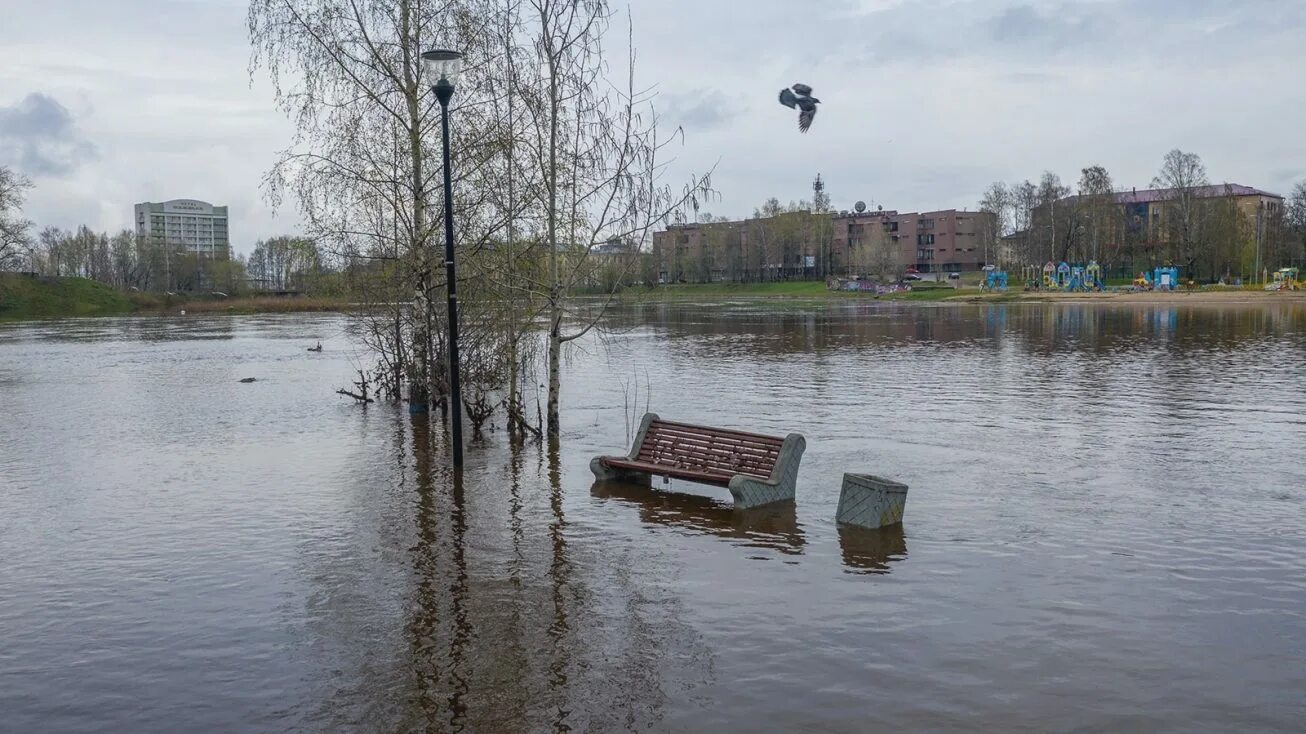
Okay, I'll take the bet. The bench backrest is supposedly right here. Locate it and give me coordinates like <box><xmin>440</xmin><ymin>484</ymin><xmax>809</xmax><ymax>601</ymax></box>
<box><xmin>636</xmin><ymin>419</ymin><xmax>782</xmax><ymax>479</ymax></box>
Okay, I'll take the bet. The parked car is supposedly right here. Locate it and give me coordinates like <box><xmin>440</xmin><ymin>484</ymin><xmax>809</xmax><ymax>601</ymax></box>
<box><xmin>902</xmin><ymin>273</ymin><xmax>922</xmax><ymax>281</ymax></box>
<box><xmin>947</xmin><ymin>272</ymin><xmax>961</xmax><ymax>280</ymax></box>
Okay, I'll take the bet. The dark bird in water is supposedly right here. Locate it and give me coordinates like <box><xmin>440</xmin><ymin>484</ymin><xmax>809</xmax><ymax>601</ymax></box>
<box><xmin>778</xmin><ymin>83</ymin><xmax>820</xmax><ymax>133</ymax></box>
<box><xmin>307</xmin><ymin>341</ymin><xmax>323</xmax><ymax>352</ymax></box>
<box><xmin>239</xmin><ymin>377</ymin><xmax>257</xmax><ymax>383</ymax></box>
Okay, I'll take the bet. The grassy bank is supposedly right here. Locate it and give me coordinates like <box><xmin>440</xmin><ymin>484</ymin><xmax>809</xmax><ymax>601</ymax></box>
<box><xmin>134</xmin><ymin>293</ymin><xmax>348</xmax><ymax>315</ymax></box>
<box><xmin>0</xmin><ymin>274</ymin><xmax>350</xmax><ymax>321</ymax></box>
<box><xmin>0</xmin><ymin>274</ymin><xmax>136</xmax><ymax>319</ymax></box>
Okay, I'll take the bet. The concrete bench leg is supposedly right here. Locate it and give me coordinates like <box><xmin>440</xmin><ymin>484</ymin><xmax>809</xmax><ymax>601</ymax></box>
<box><xmin>590</xmin><ymin>413</ymin><xmax>659</xmax><ymax>485</ymax></box>
<box><xmin>727</xmin><ymin>433</ymin><xmax>805</xmax><ymax>509</ymax></box>
<box><xmin>588</xmin><ymin>456</ymin><xmax>651</xmax><ymax>485</ymax></box>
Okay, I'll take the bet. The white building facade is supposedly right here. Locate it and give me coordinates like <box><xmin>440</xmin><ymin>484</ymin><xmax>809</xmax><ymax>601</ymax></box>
<box><xmin>134</xmin><ymin>199</ymin><xmax>230</xmax><ymax>259</ymax></box>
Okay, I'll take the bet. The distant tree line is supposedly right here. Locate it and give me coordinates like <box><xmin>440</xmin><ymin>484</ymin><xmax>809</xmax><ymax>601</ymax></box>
<box><xmin>979</xmin><ymin>149</ymin><xmax>1306</xmax><ymax>281</ymax></box>
<box><xmin>0</xmin><ymin>170</ymin><xmax>340</xmax><ymax>296</ymax></box>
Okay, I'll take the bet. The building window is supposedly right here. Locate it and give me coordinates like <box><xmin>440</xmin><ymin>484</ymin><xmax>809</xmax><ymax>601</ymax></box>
<box><xmin>917</xmin><ymin>234</ymin><xmax>935</xmax><ymax>246</ymax></box>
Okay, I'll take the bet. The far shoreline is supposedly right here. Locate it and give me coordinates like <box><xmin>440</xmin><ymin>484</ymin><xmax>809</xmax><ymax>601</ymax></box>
<box><xmin>597</xmin><ymin>283</ymin><xmax>1306</xmax><ymax>307</ymax></box>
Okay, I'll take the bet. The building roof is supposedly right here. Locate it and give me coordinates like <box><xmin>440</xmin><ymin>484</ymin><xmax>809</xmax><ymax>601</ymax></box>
<box><xmin>1101</xmin><ymin>184</ymin><xmax>1281</xmax><ymax>205</ymax></box>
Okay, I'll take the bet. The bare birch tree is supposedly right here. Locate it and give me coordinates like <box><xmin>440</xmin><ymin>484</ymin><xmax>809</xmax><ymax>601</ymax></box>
<box><xmin>518</xmin><ymin>0</ymin><xmax>711</xmax><ymax>435</ymax></box>
<box><xmin>1150</xmin><ymin>149</ymin><xmax>1210</xmax><ymax>274</ymax></box>
<box><xmin>249</xmin><ymin>0</ymin><xmax>509</xmax><ymax>413</ymax></box>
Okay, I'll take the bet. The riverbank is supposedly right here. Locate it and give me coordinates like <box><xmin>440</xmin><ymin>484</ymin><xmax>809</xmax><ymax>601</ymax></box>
<box><xmin>0</xmin><ymin>273</ymin><xmax>135</xmax><ymax>319</ymax></box>
<box><xmin>0</xmin><ymin>274</ymin><xmax>348</xmax><ymax>320</ymax></box>
<box><xmin>135</xmin><ymin>293</ymin><xmax>348</xmax><ymax>315</ymax></box>
<box><xmin>603</xmin><ymin>281</ymin><xmax>1306</xmax><ymax>306</ymax></box>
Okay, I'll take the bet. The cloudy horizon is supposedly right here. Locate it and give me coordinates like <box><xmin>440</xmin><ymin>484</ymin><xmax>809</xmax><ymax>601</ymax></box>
<box><xmin>3</xmin><ymin>0</ymin><xmax>1304</xmax><ymax>255</ymax></box>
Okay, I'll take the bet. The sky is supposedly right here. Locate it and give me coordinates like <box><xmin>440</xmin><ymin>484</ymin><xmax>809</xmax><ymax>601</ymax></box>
<box><xmin>3</xmin><ymin>0</ymin><xmax>1305</xmax><ymax>255</ymax></box>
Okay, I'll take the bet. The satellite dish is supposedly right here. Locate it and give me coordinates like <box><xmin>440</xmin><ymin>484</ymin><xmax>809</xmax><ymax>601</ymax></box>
<box><xmin>877</xmin><ymin>204</ymin><xmax>884</xmax><ymax>211</ymax></box>
<box><xmin>854</xmin><ymin>201</ymin><xmax>866</xmax><ymax>213</ymax></box>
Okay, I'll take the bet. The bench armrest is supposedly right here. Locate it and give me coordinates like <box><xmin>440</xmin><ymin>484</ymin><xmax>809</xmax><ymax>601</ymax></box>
<box><xmin>627</xmin><ymin>412</ymin><xmax>660</xmax><ymax>460</ymax></box>
<box><xmin>726</xmin><ymin>433</ymin><xmax>805</xmax><ymax>509</ymax></box>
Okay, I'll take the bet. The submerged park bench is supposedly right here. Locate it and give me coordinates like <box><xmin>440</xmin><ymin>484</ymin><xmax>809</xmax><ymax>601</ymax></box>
<box><xmin>590</xmin><ymin>413</ymin><xmax>805</xmax><ymax>509</ymax></box>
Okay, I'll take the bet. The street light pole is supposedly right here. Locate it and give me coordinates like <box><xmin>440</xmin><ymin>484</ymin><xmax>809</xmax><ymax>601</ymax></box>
<box><xmin>423</xmin><ymin>49</ymin><xmax>465</xmax><ymax>469</ymax></box>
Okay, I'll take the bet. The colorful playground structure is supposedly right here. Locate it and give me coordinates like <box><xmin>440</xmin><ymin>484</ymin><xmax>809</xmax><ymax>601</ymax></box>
<box><xmin>1028</xmin><ymin>261</ymin><xmax>1105</xmax><ymax>291</ymax></box>
<box><xmin>1132</xmin><ymin>266</ymin><xmax>1182</xmax><ymax>291</ymax></box>
<box><xmin>981</xmin><ymin>265</ymin><xmax>1008</xmax><ymax>292</ymax></box>
<box><xmin>1266</xmin><ymin>267</ymin><xmax>1301</xmax><ymax>291</ymax></box>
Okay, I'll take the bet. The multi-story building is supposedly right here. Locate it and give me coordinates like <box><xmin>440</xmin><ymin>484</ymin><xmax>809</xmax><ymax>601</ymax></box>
<box><xmin>831</xmin><ymin>208</ymin><xmax>990</xmax><ymax>274</ymax></box>
<box><xmin>1110</xmin><ymin>184</ymin><xmax>1282</xmax><ymax>244</ymax></box>
<box><xmin>652</xmin><ymin>206</ymin><xmax>994</xmax><ymax>283</ymax></box>
<box><xmin>134</xmin><ymin>199</ymin><xmax>230</xmax><ymax>260</ymax></box>
<box><xmin>1006</xmin><ymin>183</ymin><xmax>1286</xmax><ymax>278</ymax></box>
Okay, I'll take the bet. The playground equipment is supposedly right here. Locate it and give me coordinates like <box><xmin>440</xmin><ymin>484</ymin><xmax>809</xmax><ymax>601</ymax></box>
<box><xmin>1086</xmin><ymin>261</ymin><xmax>1104</xmax><ymax>291</ymax></box>
<box><xmin>1042</xmin><ymin>261</ymin><xmax>1056</xmax><ymax>289</ymax></box>
<box><xmin>1132</xmin><ymin>265</ymin><xmax>1182</xmax><ymax>291</ymax></box>
<box><xmin>1153</xmin><ymin>266</ymin><xmax>1180</xmax><ymax>291</ymax></box>
<box><xmin>1056</xmin><ymin>262</ymin><xmax>1071</xmax><ymax>289</ymax></box>
<box><xmin>984</xmin><ymin>269</ymin><xmax>1009</xmax><ymax>292</ymax></box>
<box><xmin>1064</xmin><ymin>261</ymin><xmax>1106</xmax><ymax>292</ymax></box>
<box><xmin>1068</xmin><ymin>264</ymin><xmax>1087</xmax><ymax>291</ymax></box>
<box><xmin>1267</xmin><ymin>267</ymin><xmax>1300</xmax><ymax>291</ymax></box>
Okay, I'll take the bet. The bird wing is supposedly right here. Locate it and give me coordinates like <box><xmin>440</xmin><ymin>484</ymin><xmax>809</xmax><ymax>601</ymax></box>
<box><xmin>798</xmin><ymin>105</ymin><xmax>816</xmax><ymax>133</ymax></box>
<box><xmin>778</xmin><ymin>88</ymin><xmax>797</xmax><ymax>109</ymax></box>
<box><xmin>791</xmin><ymin>83</ymin><xmax>813</xmax><ymax>97</ymax></box>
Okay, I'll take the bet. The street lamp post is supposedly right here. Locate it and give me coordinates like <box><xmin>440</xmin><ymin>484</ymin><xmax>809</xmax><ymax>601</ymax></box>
<box><xmin>422</xmin><ymin>48</ymin><xmax>465</xmax><ymax>468</ymax></box>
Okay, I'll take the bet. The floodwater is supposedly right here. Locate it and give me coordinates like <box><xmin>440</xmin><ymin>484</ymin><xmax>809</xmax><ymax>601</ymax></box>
<box><xmin>2</xmin><ymin>302</ymin><xmax>1305</xmax><ymax>733</ymax></box>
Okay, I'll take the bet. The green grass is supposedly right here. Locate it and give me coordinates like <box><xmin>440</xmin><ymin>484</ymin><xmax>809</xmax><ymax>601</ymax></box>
<box><xmin>0</xmin><ymin>274</ymin><xmax>136</xmax><ymax>319</ymax></box>
<box><xmin>136</xmin><ymin>294</ymin><xmax>348</xmax><ymax>314</ymax></box>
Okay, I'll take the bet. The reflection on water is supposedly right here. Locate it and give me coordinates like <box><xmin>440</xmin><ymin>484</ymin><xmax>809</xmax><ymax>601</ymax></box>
<box><xmin>591</xmin><ymin>480</ymin><xmax>806</xmax><ymax>555</ymax></box>
<box><xmin>3</xmin><ymin>304</ymin><xmax>1306</xmax><ymax>732</ymax></box>
<box><xmin>837</xmin><ymin>524</ymin><xmax>907</xmax><ymax>575</ymax></box>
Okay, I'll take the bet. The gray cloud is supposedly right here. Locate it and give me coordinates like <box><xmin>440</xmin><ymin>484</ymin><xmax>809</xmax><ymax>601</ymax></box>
<box><xmin>0</xmin><ymin>93</ymin><xmax>99</xmax><ymax>177</ymax></box>
<box><xmin>659</xmin><ymin>89</ymin><xmax>736</xmax><ymax>131</ymax></box>
<box><xmin>988</xmin><ymin>3</ymin><xmax>1107</xmax><ymax>45</ymax></box>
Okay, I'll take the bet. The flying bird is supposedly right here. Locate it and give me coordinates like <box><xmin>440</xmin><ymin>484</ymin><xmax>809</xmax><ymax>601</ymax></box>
<box><xmin>778</xmin><ymin>83</ymin><xmax>820</xmax><ymax>133</ymax></box>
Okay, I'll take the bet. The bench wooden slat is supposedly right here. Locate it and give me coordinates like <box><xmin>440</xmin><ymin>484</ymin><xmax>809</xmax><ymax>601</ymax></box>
<box><xmin>638</xmin><ymin>436</ymin><xmax>778</xmax><ymax>461</ymax></box>
<box><xmin>645</xmin><ymin>425</ymin><xmax>783</xmax><ymax>452</ymax></box>
<box><xmin>638</xmin><ymin>436</ymin><xmax>778</xmax><ymax>474</ymax></box>
<box><xmin>607</xmin><ymin>418</ymin><xmax>784</xmax><ymax>484</ymax></box>
<box><xmin>642</xmin><ymin>431</ymin><xmax>780</xmax><ymax>457</ymax></box>
<box><xmin>654</xmin><ymin>419</ymin><xmax>786</xmax><ymax>444</ymax></box>
<box><xmin>634</xmin><ymin>452</ymin><xmax>774</xmax><ymax>478</ymax></box>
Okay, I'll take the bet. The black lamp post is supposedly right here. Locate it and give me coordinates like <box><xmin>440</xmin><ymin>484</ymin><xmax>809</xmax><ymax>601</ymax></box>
<box><xmin>422</xmin><ymin>48</ymin><xmax>465</xmax><ymax>468</ymax></box>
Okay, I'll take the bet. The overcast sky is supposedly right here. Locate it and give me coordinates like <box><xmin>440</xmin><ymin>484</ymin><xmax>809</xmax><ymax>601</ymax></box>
<box><xmin>3</xmin><ymin>0</ymin><xmax>1305</xmax><ymax>255</ymax></box>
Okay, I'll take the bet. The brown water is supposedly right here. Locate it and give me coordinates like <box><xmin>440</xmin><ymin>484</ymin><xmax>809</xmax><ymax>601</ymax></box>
<box><xmin>2</xmin><ymin>303</ymin><xmax>1305</xmax><ymax>732</ymax></box>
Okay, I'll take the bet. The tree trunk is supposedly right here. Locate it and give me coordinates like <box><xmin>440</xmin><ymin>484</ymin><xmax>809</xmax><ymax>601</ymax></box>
<box><xmin>545</xmin><ymin>32</ymin><xmax>562</xmax><ymax>436</ymax></box>
<box><xmin>401</xmin><ymin>0</ymin><xmax>431</xmax><ymax>411</ymax></box>
<box><xmin>547</xmin><ymin>313</ymin><xmax>561</xmax><ymax>436</ymax></box>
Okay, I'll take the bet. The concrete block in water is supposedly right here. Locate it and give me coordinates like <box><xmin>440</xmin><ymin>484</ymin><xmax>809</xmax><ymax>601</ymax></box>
<box><xmin>836</xmin><ymin>473</ymin><xmax>908</xmax><ymax>529</ymax></box>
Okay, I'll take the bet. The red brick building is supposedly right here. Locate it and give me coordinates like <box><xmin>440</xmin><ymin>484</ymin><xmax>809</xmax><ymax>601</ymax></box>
<box><xmin>831</xmin><ymin>208</ymin><xmax>991</xmax><ymax>274</ymax></box>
